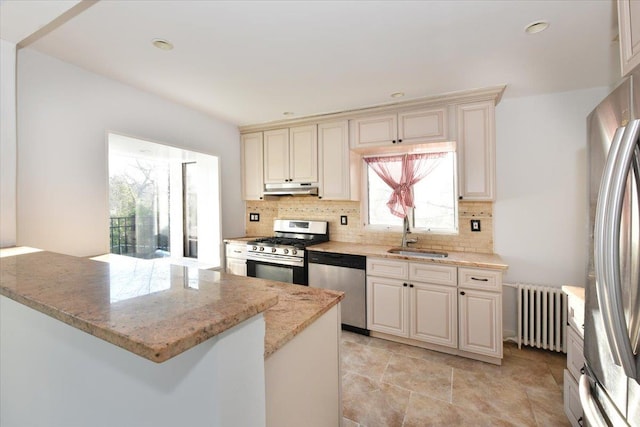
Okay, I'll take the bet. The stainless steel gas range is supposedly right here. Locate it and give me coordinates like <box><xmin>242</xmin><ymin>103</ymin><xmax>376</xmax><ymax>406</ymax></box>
<box><xmin>246</xmin><ymin>219</ymin><xmax>329</xmax><ymax>285</ymax></box>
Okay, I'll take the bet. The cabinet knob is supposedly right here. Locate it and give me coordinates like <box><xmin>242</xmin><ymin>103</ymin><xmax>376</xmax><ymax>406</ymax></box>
<box><xmin>409</xmin><ymin>284</ymin><xmax>414</xmax><ymax>288</ymax></box>
<box><xmin>403</xmin><ymin>283</ymin><xmax>408</xmax><ymax>287</ymax></box>
<box><xmin>459</xmin><ymin>196</ymin><xmax>463</xmax><ymax>200</ymax></box>
<box><xmin>398</xmin><ymin>139</ymin><xmax>402</xmax><ymax>143</ymax></box>
<box><xmin>392</xmin><ymin>140</ymin><xmax>396</xmax><ymax>144</ymax></box>
<box><xmin>460</xmin><ymin>291</ymin><xmax>466</xmax><ymax>295</ymax></box>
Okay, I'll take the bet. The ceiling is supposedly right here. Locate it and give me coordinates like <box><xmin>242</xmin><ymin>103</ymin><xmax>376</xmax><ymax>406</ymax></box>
<box><xmin>1</xmin><ymin>0</ymin><xmax>621</xmax><ymax>126</ymax></box>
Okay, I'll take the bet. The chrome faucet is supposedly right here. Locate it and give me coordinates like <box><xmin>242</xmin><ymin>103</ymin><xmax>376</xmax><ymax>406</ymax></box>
<box><xmin>401</xmin><ymin>216</ymin><xmax>418</xmax><ymax>248</ymax></box>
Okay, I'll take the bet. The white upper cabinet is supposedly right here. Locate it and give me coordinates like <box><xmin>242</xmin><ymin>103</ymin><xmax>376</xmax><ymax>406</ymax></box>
<box><xmin>318</xmin><ymin>121</ymin><xmax>359</xmax><ymax>200</ymax></box>
<box><xmin>350</xmin><ymin>107</ymin><xmax>448</xmax><ymax>149</ymax></box>
<box><xmin>241</xmin><ymin>132</ymin><xmax>264</xmax><ymax>201</ymax></box>
<box><xmin>456</xmin><ymin>100</ymin><xmax>495</xmax><ymax>200</ymax></box>
<box><xmin>264</xmin><ymin>125</ymin><xmax>318</xmax><ymax>184</ymax></box>
<box><xmin>618</xmin><ymin>0</ymin><xmax>640</xmax><ymax>76</ymax></box>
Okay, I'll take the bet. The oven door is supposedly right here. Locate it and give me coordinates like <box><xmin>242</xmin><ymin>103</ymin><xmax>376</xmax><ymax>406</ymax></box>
<box><xmin>246</xmin><ymin>256</ymin><xmax>308</xmax><ymax>285</ymax></box>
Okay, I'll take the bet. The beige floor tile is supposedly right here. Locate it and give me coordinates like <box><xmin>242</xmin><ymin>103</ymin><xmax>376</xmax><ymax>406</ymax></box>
<box><xmin>342</xmin><ymin>417</ymin><xmax>360</xmax><ymax>427</ymax></box>
<box><xmin>381</xmin><ymin>354</ymin><xmax>453</xmax><ymax>403</ymax></box>
<box><xmin>403</xmin><ymin>392</ymin><xmax>524</xmax><ymax>427</ymax></box>
<box><xmin>342</xmin><ymin>372</ymin><xmax>410</xmax><ymax>427</ymax></box>
<box><xmin>342</xmin><ymin>340</ymin><xmax>393</xmax><ymax>381</ymax></box>
<box><xmin>526</xmin><ymin>386</ymin><xmax>572</xmax><ymax>427</ymax></box>
<box><xmin>451</xmin><ymin>368</ymin><xmax>537</xmax><ymax>426</ymax></box>
<box><xmin>341</xmin><ymin>333</ymin><xmax>570</xmax><ymax>427</ymax></box>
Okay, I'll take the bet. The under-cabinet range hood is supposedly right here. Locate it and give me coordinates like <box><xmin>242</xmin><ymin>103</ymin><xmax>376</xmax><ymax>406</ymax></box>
<box><xmin>263</xmin><ymin>182</ymin><xmax>319</xmax><ymax>196</ymax></box>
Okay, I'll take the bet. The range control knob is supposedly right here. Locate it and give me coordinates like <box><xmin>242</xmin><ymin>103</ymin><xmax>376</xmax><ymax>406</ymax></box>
<box><xmin>283</xmin><ymin>249</ymin><xmax>289</xmax><ymax>254</ymax></box>
<box><xmin>291</xmin><ymin>249</ymin><xmax>298</xmax><ymax>255</ymax></box>
<box><xmin>259</xmin><ymin>246</ymin><xmax>265</xmax><ymax>252</ymax></box>
<box><xmin>252</xmin><ymin>246</ymin><xmax>257</xmax><ymax>251</ymax></box>
<box><xmin>271</xmin><ymin>248</ymin><xmax>277</xmax><ymax>253</ymax></box>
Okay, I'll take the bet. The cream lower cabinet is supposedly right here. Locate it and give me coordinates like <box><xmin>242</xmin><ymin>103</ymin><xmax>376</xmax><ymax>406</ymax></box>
<box><xmin>367</xmin><ymin>258</ymin><xmax>503</xmax><ymax>363</ymax></box>
<box><xmin>225</xmin><ymin>242</ymin><xmax>247</xmax><ymax>276</ymax></box>
<box><xmin>458</xmin><ymin>289</ymin><xmax>502</xmax><ymax>358</ymax></box>
<box><xmin>367</xmin><ymin>258</ymin><xmax>458</xmax><ymax>348</ymax></box>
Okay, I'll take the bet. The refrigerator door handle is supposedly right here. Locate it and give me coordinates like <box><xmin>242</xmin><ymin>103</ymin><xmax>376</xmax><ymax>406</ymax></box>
<box><xmin>594</xmin><ymin>126</ymin><xmax>626</xmax><ymax>365</ymax></box>
<box><xmin>578</xmin><ymin>374</ymin><xmax>608</xmax><ymax>427</ymax></box>
<box><xmin>601</xmin><ymin>119</ymin><xmax>640</xmax><ymax>378</ymax></box>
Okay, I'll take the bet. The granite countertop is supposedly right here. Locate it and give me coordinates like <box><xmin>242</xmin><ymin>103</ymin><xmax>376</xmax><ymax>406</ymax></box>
<box><xmin>0</xmin><ymin>249</ymin><xmax>343</xmax><ymax>363</ymax></box>
<box><xmin>307</xmin><ymin>241</ymin><xmax>508</xmax><ymax>270</ymax></box>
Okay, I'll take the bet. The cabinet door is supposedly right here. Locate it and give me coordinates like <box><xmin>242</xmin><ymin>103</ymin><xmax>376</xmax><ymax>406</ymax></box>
<box><xmin>350</xmin><ymin>114</ymin><xmax>398</xmax><ymax>148</ymax></box>
<box><xmin>289</xmin><ymin>125</ymin><xmax>318</xmax><ymax>182</ymax></box>
<box><xmin>458</xmin><ymin>289</ymin><xmax>502</xmax><ymax>358</ymax></box>
<box><xmin>263</xmin><ymin>129</ymin><xmax>290</xmax><ymax>183</ymax></box>
<box><xmin>618</xmin><ymin>0</ymin><xmax>640</xmax><ymax>76</ymax></box>
<box><xmin>366</xmin><ymin>276</ymin><xmax>408</xmax><ymax>336</ymax></box>
<box><xmin>410</xmin><ymin>283</ymin><xmax>457</xmax><ymax>348</ymax></box>
<box><xmin>241</xmin><ymin>132</ymin><xmax>264</xmax><ymax>200</ymax></box>
<box><xmin>457</xmin><ymin>101</ymin><xmax>495</xmax><ymax>200</ymax></box>
<box><xmin>318</xmin><ymin>121</ymin><xmax>354</xmax><ymax>200</ymax></box>
<box><xmin>566</xmin><ymin>326</ymin><xmax>585</xmax><ymax>382</ymax></box>
<box><xmin>398</xmin><ymin>107</ymin><xmax>448</xmax><ymax>144</ymax></box>
<box><xmin>563</xmin><ymin>370</ymin><xmax>583</xmax><ymax>427</ymax></box>
<box><xmin>226</xmin><ymin>258</ymin><xmax>247</xmax><ymax>276</ymax></box>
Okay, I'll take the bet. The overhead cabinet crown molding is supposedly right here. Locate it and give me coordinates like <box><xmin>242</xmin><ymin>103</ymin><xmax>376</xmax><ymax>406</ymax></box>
<box><xmin>240</xmin><ymin>85</ymin><xmax>504</xmax><ymax>202</ymax></box>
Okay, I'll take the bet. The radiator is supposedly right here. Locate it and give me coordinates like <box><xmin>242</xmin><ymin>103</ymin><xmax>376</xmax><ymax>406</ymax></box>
<box><xmin>516</xmin><ymin>284</ymin><xmax>567</xmax><ymax>353</ymax></box>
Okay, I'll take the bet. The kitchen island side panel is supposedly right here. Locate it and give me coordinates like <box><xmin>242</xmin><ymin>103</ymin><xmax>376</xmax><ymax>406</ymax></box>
<box><xmin>0</xmin><ymin>296</ymin><xmax>267</xmax><ymax>427</ymax></box>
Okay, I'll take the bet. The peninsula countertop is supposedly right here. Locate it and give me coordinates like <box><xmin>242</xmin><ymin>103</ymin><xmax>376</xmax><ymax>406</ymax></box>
<box><xmin>0</xmin><ymin>249</ymin><xmax>344</xmax><ymax>363</ymax></box>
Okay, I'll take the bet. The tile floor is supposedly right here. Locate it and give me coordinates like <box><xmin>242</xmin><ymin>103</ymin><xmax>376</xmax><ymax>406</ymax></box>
<box><xmin>341</xmin><ymin>331</ymin><xmax>570</xmax><ymax>427</ymax></box>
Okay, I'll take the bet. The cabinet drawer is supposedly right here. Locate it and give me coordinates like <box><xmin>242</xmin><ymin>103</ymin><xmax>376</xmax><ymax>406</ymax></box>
<box><xmin>458</xmin><ymin>267</ymin><xmax>502</xmax><ymax>291</ymax></box>
<box><xmin>409</xmin><ymin>263</ymin><xmax>457</xmax><ymax>286</ymax></box>
<box><xmin>366</xmin><ymin>258</ymin><xmax>408</xmax><ymax>280</ymax></box>
<box><xmin>566</xmin><ymin>326</ymin><xmax>585</xmax><ymax>382</ymax></box>
<box><xmin>225</xmin><ymin>243</ymin><xmax>247</xmax><ymax>259</ymax></box>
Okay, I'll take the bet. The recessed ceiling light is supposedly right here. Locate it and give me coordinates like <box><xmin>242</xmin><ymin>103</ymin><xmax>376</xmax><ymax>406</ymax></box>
<box><xmin>524</xmin><ymin>21</ymin><xmax>549</xmax><ymax>34</ymax></box>
<box><xmin>283</xmin><ymin>112</ymin><xmax>294</xmax><ymax>116</ymax></box>
<box><xmin>152</xmin><ymin>38</ymin><xmax>174</xmax><ymax>51</ymax></box>
<box><xmin>391</xmin><ymin>92</ymin><xmax>405</xmax><ymax>98</ymax></box>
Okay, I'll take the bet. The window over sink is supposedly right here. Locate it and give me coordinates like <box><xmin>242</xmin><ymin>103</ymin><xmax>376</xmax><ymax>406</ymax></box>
<box><xmin>363</xmin><ymin>144</ymin><xmax>458</xmax><ymax>234</ymax></box>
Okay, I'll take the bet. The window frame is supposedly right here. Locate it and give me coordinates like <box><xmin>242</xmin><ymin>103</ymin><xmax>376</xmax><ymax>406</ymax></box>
<box><xmin>360</xmin><ymin>143</ymin><xmax>459</xmax><ymax>235</ymax></box>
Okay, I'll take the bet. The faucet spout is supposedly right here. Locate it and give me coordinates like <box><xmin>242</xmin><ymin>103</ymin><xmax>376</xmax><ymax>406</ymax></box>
<box><xmin>401</xmin><ymin>216</ymin><xmax>417</xmax><ymax>248</ymax></box>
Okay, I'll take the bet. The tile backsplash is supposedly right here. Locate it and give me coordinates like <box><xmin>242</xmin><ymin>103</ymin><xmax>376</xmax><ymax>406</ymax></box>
<box><xmin>245</xmin><ymin>198</ymin><xmax>493</xmax><ymax>253</ymax></box>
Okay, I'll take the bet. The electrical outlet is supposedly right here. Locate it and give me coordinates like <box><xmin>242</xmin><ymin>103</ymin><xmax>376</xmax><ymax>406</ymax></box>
<box><xmin>340</xmin><ymin>215</ymin><xmax>348</xmax><ymax>225</ymax></box>
<box><xmin>470</xmin><ymin>219</ymin><xmax>481</xmax><ymax>232</ymax></box>
<box><xmin>249</xmin><ymin>213</ymin><xmax>260</xmax><ymax>222</ymax></box>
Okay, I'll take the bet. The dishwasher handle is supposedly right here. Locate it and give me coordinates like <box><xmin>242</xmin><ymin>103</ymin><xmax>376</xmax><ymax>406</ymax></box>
<box><xmin>308</xmin><ymin>251</ymin><xmax>366</xmax><ymax>270</ymax></box>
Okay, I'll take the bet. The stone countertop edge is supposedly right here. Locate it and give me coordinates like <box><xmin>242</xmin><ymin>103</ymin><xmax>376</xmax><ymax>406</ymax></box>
<box><xmin>562</xmin><ymin>285</ymin><xmax>585</xmax><ymax>302</ymax></box>
<box><xmin>306</xmin><ymin>241</ymin><xmax>508</xmax><ymax>270</ymax></box>
<box><xmin>0</xmin><ymin>250</ymin><xmax>281</xmax><ymax>363</ymax></box>
<box><xmin>223</xmin><ymin>237</ymin><xmax>260</xmax><ymax>243</ymax></box>
<box><xmin>262</xmin><ymin>282</ymin><xmax>344</xmax><ymax>358</ymax></box>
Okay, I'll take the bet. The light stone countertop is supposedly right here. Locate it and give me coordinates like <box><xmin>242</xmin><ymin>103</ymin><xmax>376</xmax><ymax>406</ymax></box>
<box><xmin>0</xmin><ymin>249</ymin><xmax>343</xmax><ymax>363</ymax></box>
<box><xmin>562</xmin><ymin>285</ymin><xmax>585</xmax><ymax>302</ymax></box>
<box><xmin>307</xmin><ymin>241</ymin><xmax>508</xmax><ymax>270</ymax></box>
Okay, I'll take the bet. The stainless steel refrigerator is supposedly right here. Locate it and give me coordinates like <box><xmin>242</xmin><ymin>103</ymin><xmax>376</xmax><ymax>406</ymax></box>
<box><xmin>584</xmin><ymin>71</ymin><xmax>640</xmax><ymax>426</ymax></box>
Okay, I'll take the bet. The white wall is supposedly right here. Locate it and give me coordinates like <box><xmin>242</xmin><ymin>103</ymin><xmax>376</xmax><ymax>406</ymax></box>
<box><xmin>0</xmin><ymin>39</ymin><xmax>17</xmax><ymax>248</ymax></box>
<box><xmin>16</xmin><ymin>48</ymin><xmax>244</xmax><ymax>257</ymax></box>
<box><xmin>494</xmin><ymin>86</ymin><xmax>609</xmax><ymax>335</ymax></box>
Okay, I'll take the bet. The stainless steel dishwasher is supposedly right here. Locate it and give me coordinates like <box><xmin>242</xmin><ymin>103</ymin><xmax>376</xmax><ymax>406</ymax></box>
<box><xmin>308</xmin><ymin>251</ymin><xmax>368</xmax><ymax>335</ymax></box>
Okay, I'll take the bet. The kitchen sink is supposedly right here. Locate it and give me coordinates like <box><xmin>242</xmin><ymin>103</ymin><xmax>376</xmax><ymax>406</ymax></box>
<box><xmin>387</xmin><ymin>248</ymin><xmax>448</xmax><ymax>258</ymax></box>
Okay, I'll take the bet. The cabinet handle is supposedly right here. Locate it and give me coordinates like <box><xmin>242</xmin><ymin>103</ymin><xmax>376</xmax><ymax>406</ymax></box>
<box><xmin>470</xmin><ymin>277</ymin><xmax>489</xmax><ymax>282</ymax></box>
<box><xmin>460</xmin><ymin>291</ymin><xmax>466</xmax><ymax>295</ymax></box>
<box><xmin>577</xmin><ymin>417</ymin><xmax>583</xmax><ymax>427</ymax></box>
